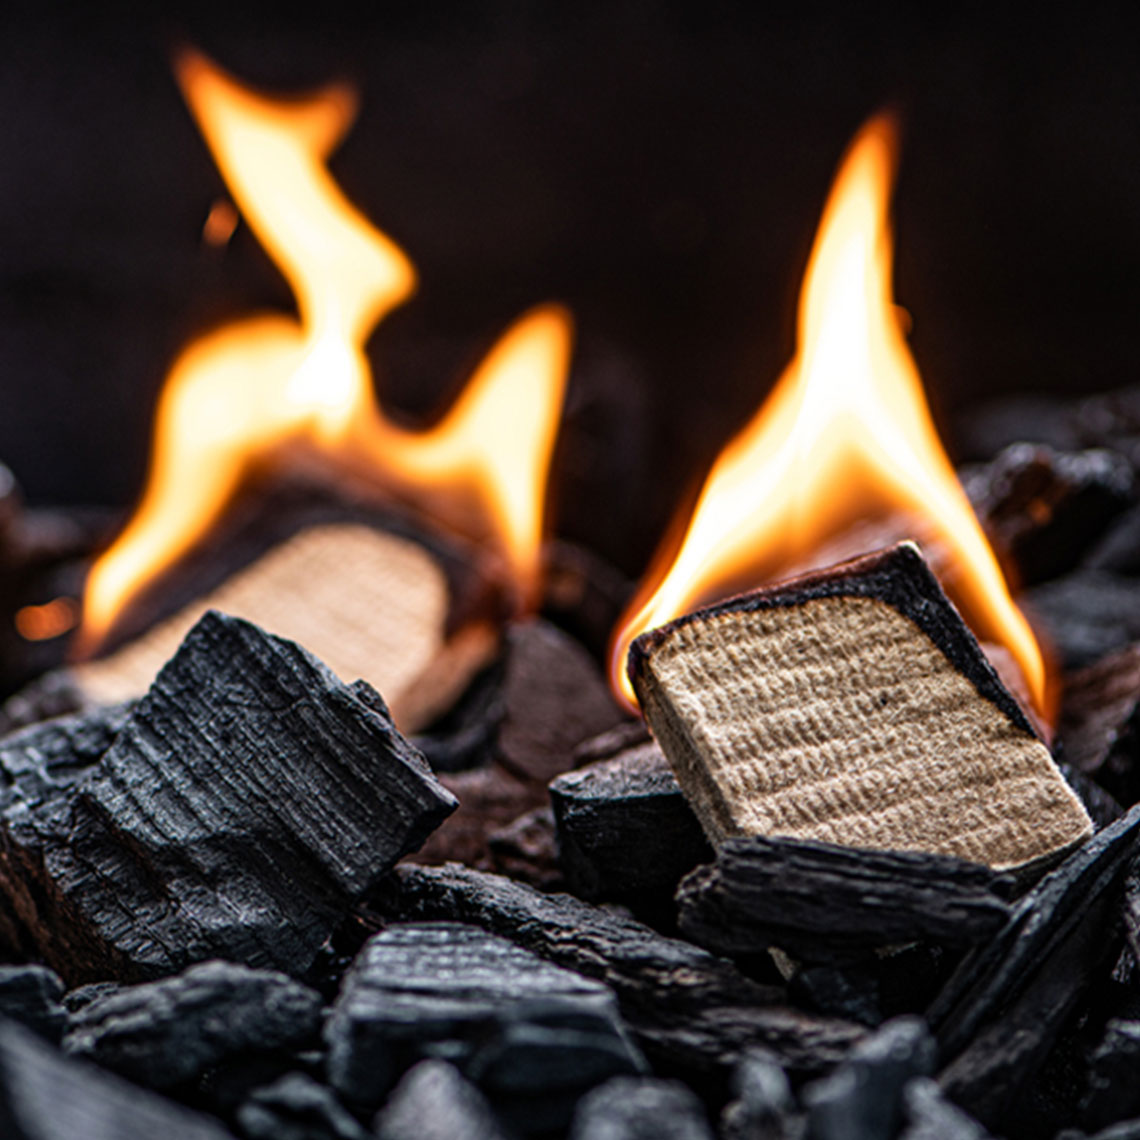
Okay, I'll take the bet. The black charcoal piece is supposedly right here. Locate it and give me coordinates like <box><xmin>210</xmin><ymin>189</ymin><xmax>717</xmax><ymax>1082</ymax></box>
<box><xmin>931</xmin><ymin>804</ymin><xmax>1140</xmax><ymax>1129</ymax></box>
<box><xmin>898</xmin><ymin>1078</ymin><xmax>993</xmax><ymax>1140</ymax></box>
<box><xmin>374</xmin><ymin>863</ymin><xmax>865</xmax><ymax>1078</ymax></box>
<box><xmin>63</xmin><ymin>960</ymin><xmax>323</xmax><ymax>1090</ymax></box>
<box><xmin>496</xmin><ymin>618</ymin><xmax>628</xmax><ymax>786</ymax></box>
<box><xmin>0</xmin><ymin>1018</ymin><xmax>235</xmax><ymax>1139</ymax></box>
<box><xmin>1080</xmin><ymin>1019</ymin><xmax>1140</xmax><ymax>1131</ymax></box>
<box><xmin>373</xmin><ymin>1060</ymin><xmax>507</xmax><ymax>1140</ymax></box>
<box><xmin>962</xmin><ymin>444</ymin><xmax>1133</xmax><ymax>585</ymax></box>
<box><xmin>676</xmin><ymin>836</ymin><xmax>1011</xmax><ymax>961</ymax></box>
<box><xmin>236</xmin><ymin>1072</ymin><xmax>369</xmax><ymax>1140</ymax></box>
<box><xmin>0</xmin><ymin>611</ymin><xmax>457</xmax><ymax>983</ymax></box>
<box><xmin>486</xmin><ymin>806</ymin><xmax>563</xmax><ymax>890</ymax></box>
<box><xmin>720</xmin><ymin>1049</ymin><xmax>799</xmax><ymax>1140</ymax></box>
<box><xmin>1024</xmin><ymin>572</ymin><xmax>1140</xmax><ymax>669</ymax></box>
<box><xmin>1059</xmin><ymin>646</ymin><xmax>1140</xmax><ymax>807</ymax></box>
<box><xmin>63</xmin><ymin>982</ymin><xmax>124</xmax><ymax>1014</ymax></box>
<box><xmin>0</xmin><ymin>964</ymin><xmax>66</xmax><ymax>1042</ymax></box>
<box><xmin>0</xmin><ymin>670</ymin><xmax>89</xmax><ymax>741</ymax></box>
<box><xmin>324</xmin><ymin>922</ymin><xmax>644</xmax><ymax>1121</ymax></box>
<box><xmin>550</xmin><ymin>741</ymin><xmax>711</xmax><ymax>909</ymax></box>
<box><xmin>802</xmin><ymin>1018</ymin><xmax>936</xmax><ymax>1140</ymax></box>
<box><xmin>567</xmin><ymin>1076</ymin><xmax>714</xmax><ymax>1140</ymax></box>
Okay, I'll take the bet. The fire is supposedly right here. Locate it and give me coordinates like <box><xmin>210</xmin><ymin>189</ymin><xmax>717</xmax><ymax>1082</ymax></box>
<box><xmin>610</xmin><ymin>113</ymin><xmax>1047</xmax><ymax>715</ymax></box>
<box><xmin>77</xmin><ymin>50</ymin><xmax>570</xmax><ymax>653</ymax></box>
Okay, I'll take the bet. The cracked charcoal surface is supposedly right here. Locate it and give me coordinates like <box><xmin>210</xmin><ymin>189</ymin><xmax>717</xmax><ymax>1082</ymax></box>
<box><xmin>0</xmin><ymin>964</ymin><xmax>66</xmax><ymax>1042</ymax></box>
<box><xmin>0</xmin><ymin>611</ymin><xmax>457</xmax><ymax>983</ymax></box>
<box><xmin>373</xmin><ymin>1060</ymin><xmax>508</xmax><ymax>1140</ymax></box>
<box><xmin>567</xmin><ymin>1075</ymin><xmax>715</xmax><ymax>1140</ymax></box>
<box><xmin>325</xmin><ymin>922</ymin><xmax>644</xmax><ymax>1126</ymax></box>
<box><xmin>676</xmin><ymin>836</ymin><xmax>1012</xmax><ymax>961</ymax></box>
<box><xmin>63</xmin><ymin>960</ymin><xmax>323</xmax><ymax>1090</ymax></box>
<box><xmin>0</xmin><ymin>1017</ymin><xmax>236</xmax><ymax>1140</ymax></box>
<box><xmin>374</xmin><ymin>863</ymin><xmax>865</xmax><ymax>1078</ymax></box>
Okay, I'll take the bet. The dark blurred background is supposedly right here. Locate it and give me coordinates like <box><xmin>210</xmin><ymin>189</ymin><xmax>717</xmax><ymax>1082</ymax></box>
<box><xmin>2</xmin><ymin>2</ymin><xmax>1139</xmax><ymax>576</ymax></box>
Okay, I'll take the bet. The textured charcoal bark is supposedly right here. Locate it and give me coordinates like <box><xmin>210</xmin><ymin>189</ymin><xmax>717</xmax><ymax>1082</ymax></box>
<box><xmin>550</xmin><ymin>740</ymin><xmax>711</xmax><ymax>911</ymax></box>
<box><xmin>0</xmin><ymin>611</ymin><xmax>457</xmax><ymax>983</ymax></box>
<box><xmin>675</xmin><ymin>836</ymin><xmax>1012</xmax><ymax>961</ymax></box>
<box><xmin>374</xmin><ymin>863</ymin><xmax>865</xmax><ymax>1078</ymax></box>
<box><xmin>486</xmin><ymin>806</ymin><xmax>563</xmax><ymax>891</ymax></box>
<box><xmin>567</xmin><ymin>1076</ymin><xmax>715</xmax><ymax>1140</ymax></box>
<box><xmin>496</xmin><ymin>618</ymin><xmax>629</xmax><ymax>786</ymax></box>
<box><xmin>63</xmin><ymin>960</ymin><xmax>323</xmax><ymax>1090</ymax></box>
<box><xmin>1059</xmin><ymin>646</ymin><xmax>1140</xmax><ymax>807</ymax></box>
<box><xmin>801</xmin><ymin>1018</ymin><xmax>937</xmax><ymax>1140</ymax></box>
<box><xmin>236</xmin><ymin>1072</ymin><xmax>370</xmax><ymax>1140</ymax></box>
<box><xmin>0</xmin><ymin>1018</ymin><xmax>236</xmax><ymax>1140</ymax></box>
<box><xmin>324</xmin><ymin>922</ymin><xmax>644</xmax><ymax>1129</ymax></box>
<box><xmin>630</xmin><ymin>543</ymin><xmax>1091</xmax><ymax>871</ymax></box>
<box><xmin>1080</xmin><ymin>1019</ymin><xmax>1140</xmax><ymax>1131</ymax></box>
<box><xmin>1024</xmin><ymin>572</ymin><xmax>1140</xmax><ymax>669</ymax></box>
<box><xmin>0</xmin><ymin>964</ymin><xmax>66</xmax><ymax>1042</ymax></box>
<box><xmin>373</xmin><ymin>1060</ymin><xmax>508</xmax><ymax>1140</ymax></box>
<box><xmin>898</xmin><ymin>1078</ymin><xmax>993</xmax><ymax>1140</ymax></box>
<box><xmin>719</xmin><ymin>1049</ymin><xmax>799</xmax><ymax>1140</ymax></box>
<box><xmin>930</xmin><ymin>805</ymin><xmax>1140</xmax><ymax>1129</ymax></box>
<box><xmin>961</xmin><ymin>443</ymin><xmax>1134</xmax><ymax>586</ymax></box>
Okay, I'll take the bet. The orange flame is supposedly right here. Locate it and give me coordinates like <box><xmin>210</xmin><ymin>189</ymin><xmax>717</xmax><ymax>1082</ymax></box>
<box><xmin>77</xmin><ymin>49</ymin><xmax>570</xmax><ymax>654</ymax></box>
<box><xmin>610</xmin><ymin>113</ymin><xmax>1047</xmax><ymax>715</ymax></box>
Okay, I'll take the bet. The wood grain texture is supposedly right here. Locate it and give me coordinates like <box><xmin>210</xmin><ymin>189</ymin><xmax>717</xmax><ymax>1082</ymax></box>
<box><xmin>629</xmin><ymin>543</ymin><xmax>1092</xmax><ymax>871</ymax></box>
<box><xmin>0</xmin><ymin>611</ymin><xmax>457</xmax><ymax>983</ymax></box>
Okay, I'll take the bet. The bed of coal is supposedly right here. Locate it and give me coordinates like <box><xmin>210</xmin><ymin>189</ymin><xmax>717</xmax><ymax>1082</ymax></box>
<box><xmin>7</xmin><ymin>381</ymin><xmax>1140</xmax><ymax>1139</ymax></box>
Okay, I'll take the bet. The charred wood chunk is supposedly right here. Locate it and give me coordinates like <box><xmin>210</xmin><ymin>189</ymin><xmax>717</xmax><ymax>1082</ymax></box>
<box><xmin>898</xmin><ymin>1078</ymin><xmax>993</xmax><ymax>1140</ymax></box>
<box><xmin>802</xmin><ymin>1018</ymin><xmax>937</xmax><ymax>1140</ymax></box>
<box><xmin>1024</xmin><ymin>571</ymin><xmax>1140</xmax><ymax>670</ymax></box>
<box><xmin>930</xmin><ymin>803</ymin><xmax>1140</xmax><ymax>1130</ymax></box>
<box><xmin>63</xmin><ymin>960</ymin><xmax>323</xmax><ymax>1090</ymax></box>
<box><xmin>0</xmin><ymin>1018</ymin><xmax>235</xmax><ymax>1140</ymax></box>
<box><xmin>1059</xmin><ymin>645</ymin><xmax>1140</xmax><ymax>807</ymax></box>
<box><xmin>496</xmin><ymin>618</ymin><xmax>629</xmax><ymax>786</ymax></box>
<box><xmin>324</xmin><ymin>922</ymin><xmax>644</xmax><ymax>1130</ymax></box>
<box><xmin>0</xmin><ymin>611</ymin><xmax>457</xmax><ymax>984</ymax></box>
<box><xmin>0</xmin><ymin>670</ymin><xmax>89</xmax><ymax>740</ymax></box>
<box><xmin>0</xmin><ymin>965</ymin><xmax>66</xmax><ymax>1043</ymax></box>
<box><xmin>550</xmin><ymin>741</ymin><xmax>711</xmax><ymax>911</ymax></box>
<box><xmin>675</xmin><ymin>835</ymin><xmax>1012</xmax><ymax>962</ymax></box>
<box><xmin>375</xmin><ymin>863</ymin><xmax>865</xmax><ymax>1079</ymax></box>
<box><xmin>1080</xmin><ymin>1019</ymin><xmax>1140</xmax><ymax>1132</ymax></box>
<box><xmin>567</xmin><ymin>1075</ymin><xmax>715</xmax><ymax>1140</ymax></box>
<box><xmin>630</xmin><ymin>543</ymin><xmax>1091</xmax><ymax>871</ymax></box>
<box><xmin>719</xmin><ymin>1049</ymin><xmax>799</xmax><ymax>1140</ymax></box>
<box><xmin>236</xmin><ymin>1072</ymin><xmax>370</xmax><ymax>1140</ymax></box>
<box><xmin>486</xmin><ymin>807</ymin><xmax>563</xmax><ymax>891</ymax></box>
<box><xmin>962</xmin><ymin>443</ymin><xmax>1133</xmax><ymax>586</ymax></box>
<box><xmin>373</xmin><ymin>1059</ymin><xmax>508</xmax><ymax>1140</ymax></box>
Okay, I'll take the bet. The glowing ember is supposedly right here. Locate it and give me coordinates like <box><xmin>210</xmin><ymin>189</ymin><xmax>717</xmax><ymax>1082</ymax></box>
<box><xmin>610</xmin><ymin>113</ymin><xmax>1047</xmax><ymax>715</ymax></box>
<box><xmin>16</xmin><ymin>597</ymin><xmax>80</xmax><ymax>642</ymax></box>
<box><xmin>77</xmin><ymin>49</ymin><xmax>570</xmax><ymax>654</ymax></box>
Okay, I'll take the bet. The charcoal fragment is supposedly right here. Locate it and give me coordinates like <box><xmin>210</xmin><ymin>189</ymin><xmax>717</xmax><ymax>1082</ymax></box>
<box><xmin>802</xmin><ymin>1018</ymin><xmax>936</xmax><ymax>1140</ymax></box>
<box><xmin>63</xmin><ymin>960</ymin><xmax>322</xmax><ymax>1090</ymax></box>
<box><xmin>0</xmin><ymin>611</ymin><xmax>457</xmax><ymax>983</ymax></box>
<box><xmin>962</xmin><ymin>444</ymin><xmax>1133</xmax><ymax>585</ymax></box>
<box><xmin>0</xmin><ymin>1018</ymin><xmax>235</xmax><ymax>1139</ymax></box>
<box><xmin>898</xmin><ymin>1078</ymin><xmax>992</xmax><ymax>1140</ymax></box>
<box><xmin>236</xmin><ymin>1072</ymin><xmax>369</xmax><ymax>1140</ymax></box>
<box><xmin>62</xmin><ymin>982</ymin><xmax>124</xmax><ymax>1014</ymax></box>
<box><xmin>0</xmin><ymin>670</ymin><xmax>88</xmax><ymax>740</ymax></box>
<box><xmin>720</xmin><ymin>1049</ymin><xmax>800</xmax><ymax>1140</ymax></box>
<box><xmin>676</xmin><ymin>836</ymin><xmax>1012</xmax><ymax>961</ymax></box>
<box><xmin>324</xmin><ymin>922</ymin><xmax>644</xmax><ymax>1125</ymax></box>
<box><xmin>0</xmin><ymin>964</ymin><xmax>66</xmax><ymax>1041</ymax></box>
<box><xmin>486</xmin><ymin>806</ymin><xmax>563</xmax><ymax>890</ymax></box>
<box><xmin>375</xmin><ymin>863</ymin><xmax>865</xmax><ymax>1078</ymax></box>
<box><xmin>373</xmin><ymin>1059</ymin><xmax>507</xmax><ymax>1140</ymax></box>
<box><xmin>1081</xmin><ymin>1020</ymin><xmax>1140</xmax><ymax>1131</ymax></box>
<box><xmin>567</xmin><ymin>1075</ymin><xmax>715</xmax><ymax>1140</ymax></box>
<box><xmin>550</xmin><ymin>740</ymin><xmax>711</xmax><ymax>912</ymax></box>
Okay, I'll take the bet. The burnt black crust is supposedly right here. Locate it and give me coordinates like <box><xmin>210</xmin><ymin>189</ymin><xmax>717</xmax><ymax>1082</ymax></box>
<box><xmin>627</xmin><ymin>542</ymin><xmax>1037</xmax><ymax>739</ymax></box>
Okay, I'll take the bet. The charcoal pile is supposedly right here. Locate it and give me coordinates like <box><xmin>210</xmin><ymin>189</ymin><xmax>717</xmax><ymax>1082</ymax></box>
<box><xmin>12</xmin><ymin>384</ymin><xmax>1140</xmax><ymax>1139</ymax></box>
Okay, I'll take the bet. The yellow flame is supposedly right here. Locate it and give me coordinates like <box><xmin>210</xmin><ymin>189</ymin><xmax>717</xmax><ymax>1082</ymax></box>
<box><xmin>610</xmin><ymin>113</ymin><xmax>1046</xmax><ymax>714</ymax></box>
<box><xmin>78</xmin><ymin>50</ymin><xmax>570</xmax><ymax>653</ymax></box>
